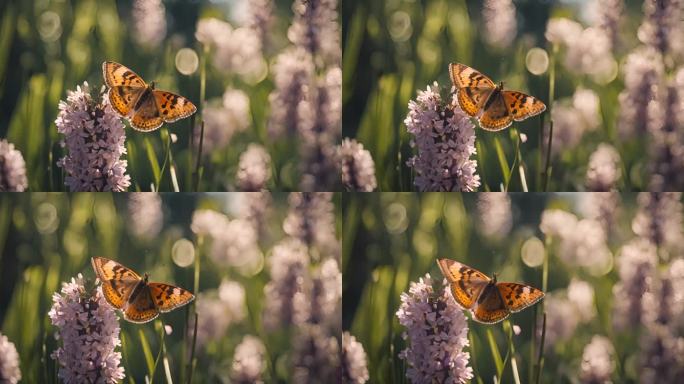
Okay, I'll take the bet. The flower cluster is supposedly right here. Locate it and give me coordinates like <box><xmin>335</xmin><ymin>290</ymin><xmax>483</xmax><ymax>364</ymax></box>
<box><xmin>631</xmin><ymin>192</ymin><xmax>683</xmax><ymax>256</ymax></box>
<box><xmin>283</xmin><ymin>192</ymin><xmax>339</xmax><ymax>260</ymax></box>
<box><xmin>127</xmin><ymin>192</ymin><xmax>163</xmax><ymax>240</ymax></box>
<box><xmin>482</xmin><ymin>0</ymin><xmax>517</xmax><ymax>49</ymax></box>
<box><xmin>549</xmin><ymin>88</ymin><xmax>601</xmax><ymax>155</ymax></box>
<box><xmin>405</xmin><ymin>83</ymin><xmax>480</xmax><ymax>191</ymax></box>
<box><xmin>131</xmin><ymin>0</ymin><xmax>166</xmax><ymax>50</ymax></box>
<box><xmin>230</xmin><ymin>335</ymin><xmax>267</xmax><ymax>384</ymax></box>
<box><xmin>0</xmin><ymin>139</ymin><xmax>28</xmax><ymax>191</ymax></box>
<box><xmin>477</xmin><ymin>193</ymin><xmax>512</xmax><ymax>240</ymax></box>
<box><xmin>637</xmin><ymin>0</ymin><xmax>684</xmax><ymax>59</ymax></box>
<box><xmin>193</xmin><ymin>281</ymin><xmax>246</xmax><ymax>349</ymax></box>
<box><xmin>612</xmin><ymin>238</ymin><xmax>658</xmax><ymax>330</ymax></box>
<box><xmin>236</xmin><ymin>144</ymin><xmax>272</xmax><ymax>191</ymax></box>
<box><xmin>338</xmin><ymin>138</ymin><xmax>377</xmax><ymax>192</ymax></box>
<box><xmin>586</xmin><ymin>143</ymin><xmax>621</xmax><ymax>191</ymax></box>
<box><xmin>579</xmin><ymin>335</ymin><xmax>616</xmax><ymax>384</ymax></box>
<box><xmin>55</xmin><ymin>82</ymin><xmax>130</xmax><ymax>192</ymax></box>
<box><xmin>288</xmin><ymin>0</ymin><xmax>341</xmax><ymax>65</ymax></box>
<box><xmin>48</xmin><ymin>274</ymin><xmax>125</xmax><ymax>383</ymax></box>
<box><xmin>342</xmin><ymin>332</ymin><xmax>370</xmax><ymax>384</ymax></box>
<box><xmin>0</xmin><ymin>332</ymin><xmax>21</xmax><ymax>384</ymax></box>
<box><xmin>199</xmin><ymin>89</ymin><xmax>252</xmax><ymax>154</ymax></box>
<box><xmin>267</xmin><ymin>48</ymin><xmax>315</xmax><ymax>137</ymax></box>
<box><xmin>396</xmin><ymin>274</ymin><xmax>473</xmax><ymax>384</ymax></box>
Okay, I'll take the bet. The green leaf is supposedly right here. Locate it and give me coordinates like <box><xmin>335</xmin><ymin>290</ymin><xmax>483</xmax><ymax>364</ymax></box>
<box><xmin>144</xmin><ymin>137</ymin><xmax>161</xmax><ymax>190</ymax></box>
<box><xmin>138</xmin><ymin>328</ymin><xmax>155</xmax><ymax>379</ymax></box>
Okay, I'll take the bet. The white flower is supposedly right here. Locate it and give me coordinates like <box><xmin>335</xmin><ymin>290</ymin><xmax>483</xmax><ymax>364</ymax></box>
<box><xmin>0</xmin><ymin>139</ymin><xmax>28</xmax><ymax>191</ymax></box>
<box><xmin>127</xmin><ymin>193</ymin><xmax>163</xmax><ymax>239</ymax></box>
<box><xmin>586</xmin><ymin>144</ymin><xmax>621</xmax><ymax>191</ymax></box>
<box><xmin>236</xmin><ymin>144</ymin><xmax>271</xmax><ymax>191</ymax></box>
<box><xmin>580</xmin><ymin>336</ymin><xmax>616</xmax><ymax>383</ymax></box>
<box><xmin>338</xmin><ymin>138</ymin><xmax>377</xmax><ymax>192</ymax></box>
<box><xmin>342</xmin><ymin>332</ymin><xmax>369</xmax><ymax>384</ymax></box>
<box><xmin>0</xmin><ymin>332</ymin><xmax>21</xmax><ymax>384</ymax></box>
<box><xmin>230</xmin><ymin>336</ymin><xmax>266</xmax><ymax>384</ymax></box>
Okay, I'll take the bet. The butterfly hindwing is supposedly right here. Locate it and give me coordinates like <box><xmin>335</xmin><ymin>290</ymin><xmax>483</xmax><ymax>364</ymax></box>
<box><xmin>153</xmin><ymin>91</ymin><xmax>197</xmax><ymax>123</ymax></box>
<box><xmin>124</xmin><ymin>284</ymin><xmax>160</xmax><ymax>323</ymax></box>
<box><xmin>129</xmin><ymin>89</ymin><xmax>164</xmax><ymax>131</ymax></box>
<box><xmin>148</xmin><ymin>283</ymin><xmax>195</xmax><ymax>313</ymax></box>
<box><xmin>472</xmin><ymin>283</ymin><xmax>510</xmax><ymax>324</ymax></box>
<box><xmin>479</xmin><ymin>92</ymin><xmax>513</xmax><ymax>131</ymax></box>
<box><xmin>437</xmin><ymin>259</ymin><xmax>490</xmax><ymax>309</ymax></box>
<box><xmin>103</xmin><ymin>61</ymin><xmax>147</xmax><ymax>89</ymax></box>
<box><xmin>91</xmin><ymin>257</ymin><xmax>141</xmax><ymax>309</ymax></box>
<box><xmin>497</xmin><ymin>282</ymin><xmax>545</xmax><ymax>313</ymax></box>
<box><xmin>502</xmin><ymin>91</ymin><xmax>547</xmax><ymax>122</ymax></box>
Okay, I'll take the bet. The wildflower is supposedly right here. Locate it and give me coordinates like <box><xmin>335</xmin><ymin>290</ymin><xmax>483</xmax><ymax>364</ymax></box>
<box><xmin>338</xmin><ymin>138</ymin><xmax>377</xmax><ymax>192</ymax></box>
<box><xmin>267</xmin><ymin>47</ymin><xmax>315</xmax><ymax>137</ymax></box>
<box><xmin>580</xmin><ymin>336</ymin><xmax>616</xmax><ymax>384</ymax></box>
<box><xmin>236</xmin><ymin>144</ymin><xmax>272</xmax><ymax>191</ymax></box>
<box><xmin>540</xmin><ymin>209</ymin><xmax>578</xmax><ymax>238</ymax></box>
<box><xmin>48</xmin><ymin>274</ymin><xmax>125</xmax><ymax>383</ymax></box>
<box><xmin>131</xmin><ymin>0</ymin><xmax>166</xmax><ymax>50</ymax></box>
<box><xmin>578</xmin><ymin>192</ymin><xmax>621</xmax><ymax>235</ymax></box>
<box><xmin>565</xmin><ymin>28</ymin><xmax>616</xmax><ymax>83</ymax></box>
<box><xmin>549</xmin><ymin>88</ymin><xmax>601</xmax><ymax>155</ymax></box>
<box><xmin>405</xmin><ymin>82</ymin><xmax>480</xmax><ymax>192</ymax></box>
<box><xmin>299</xmin><ymin>66</ymin><xmax>342</xmax><ymax>191</ymax></box>
<box><xmin>567</xmin><ymin>279</ymin><xmax>596</xmax><ymax>322</ymax></box>
<box><xmin>245</xmin><ymin>0</ymin><xmax>275</xmax><ymax>50</ymax></box>
<box><xmin>292</xmin><ymin>323</ymin><xmax>340</xmax><ymax>383</ymax></box>
<box><xmin>263</xmin><ymin>238</ymin><xmax>310</xmax><ymax>331</ymax></box>
<box><xmin>543</xmin><ymin>293</ymin><xmax>581</xmax><ymax>348</ymax></box>
<box><xmin>589</xmin><ymin>0</ymin><xmax>624</xmax><ymax>50</ymax></box>
<box><xmin>545</xmin><ymin>18</ymin><xmax>583</xmax><ymax>46</ymax></box>
<box><xmin>193</xmin><ymin>284</ymin><xmax>246</xmax><ymax>349</ymax></box>
<box><xmin>237</xmin><ymin>192</ymin><xmax>273</xmax><ymax>240</ymax></box>
<box><xmin>637</xmin><ymin>0</ymin><xmax>684</xmax><ymax>59</ymax></box>
<box><xmin>342</xmin><ymin>332</ymin><xmax>370</xmax><ymax>384</ymax></box>
<box><xmin>0</xmin><ymin>139</ymin><xmax>28</xmax><ymax>191</ymax></box>
<box><xmin>0</xmin><ymin>332</ymin><xmax>21</xmax><ymax>384</ymax></box>
<box><xmin>56</xmin><ymin>82</ymin><xmax>130</xmax><ymax>191</ymax></box>
<box><xmin>230</xmin><ymin>336</ymin><xmax>266</xmax><ymax>384</ymax></box>
<box><xmin>288</xmin><ymin>0</ymin><xmax>341</xmax><ymax>65</ymax></box>
<box><xmin>283</xmin><ymin>192</ymin><xmax>339</xmax><ymax>260</ymax></box>
<box><xmin>191</xmin><ymin>209</ymin><xmax>230</xmax><ymax>237</ymax></box>
<box><xmin>632</xmin><ymin>192</ymin><xmax>683</xmax><ymax>255</ymax></box>
<box><xmin>396</xmin><ymin>274</ymin><xmax>473</xmax><ymax>384</ymax></box>
<box><xmin>586</xmin><ymin>144</ymin><xmax>621</xmax><ymax>191</ymax></box>
<box><xmin>649</xmin><ymin>81</ymin><xmax>684</xmax><ymax>191</ymax></box>
<box><xmin>209</xmin><ymin>218</ymin><xmax>262</xmax><ymax>272</ymax></box>
<box><xmin>198</xmin><ymin>89</ymin><xmax>251</xmax><ymax>154</ymax></box>
<box><xmin>127</xmin><ymin>193</ymin><xmax>163</xmax><ymax>240</ymax></box>
<box><xmin>639</xmin><ymin>323</ymin><xmax>684</xmax><ymax>383</ymax></box>
<box><xmin>476</xmin><ymin>193</ymin><xmax>512</xmax><ymax>240</ymax></box>
<box><xmin>617</xmin><ymin>47</ymin><xmax>664</xmax><ymax>139</ymax></box>
<box><xmin>612</xmin><ymin>238</ymin><xmax>658</xmax><ymax>330</ymax></box>
<box><xmin>306</xmin><ymin>258</ymin><xmax>342</xmax><ymax>327</ymax></box>
<box><xmin>482</xmin><ymin>0</ymin><xmax>517</xmax><ymax>49</ymax></box>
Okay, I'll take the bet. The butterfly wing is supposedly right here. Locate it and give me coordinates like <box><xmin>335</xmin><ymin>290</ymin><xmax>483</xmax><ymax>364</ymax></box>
<box><xmin>472</xmin><ymin>283</ymin><xmax>510</xmax><ymax>324</ymax></box>
<box><xmin>123</xmin><ymin>283</ymin><xmax>160</xmax><ymax>323</ymax></box>
<box><xmin>502</xmin><ymin>91</ymin><xmax>546</xmax><ymax>122</ymax></box>
<box><xmin>148</xmin><ymin>282</ymin><xmax>195</xmax><ymax>313</ymax></box>
<box><xmin>449</xmin><ymin>63</ymin><xmax>496</xmax><ymax>117</ymax></box>
<box><xmin>153</xmin><ymin>90</ymin><xmax>197</xmax><ymax>123</ymax></box>
<box><xmin>437</xmin><ymin>258</ymin><xmax>491</xmax><ymax>309</ymax></box>
<box><xmin>103</xmin><ymin>61</ymin><xmax>147</xmax><ymax>88</ymax></box>
<box><xmin>129</xmin><ymin>89</ymin><xmax>164</xmax><ymax>131</ymax></box>
<box><xmin>108</xmin><ymin>86</ymin><xmax>145</xmax><ymax>118</ymax></box>
<box><xmin>91</xmin><ymin>257</ymin><xmax>141</xmax><ymax>309</ymax></box>
<box><xmin>479</xmin><ymin>92</ymin><xmax>513</xmax><ymax>131</ymax></box>
<box><xmin>496</xmin><ymin>282</ymin><xmax>545</xmax><ymax>313</ymax></box>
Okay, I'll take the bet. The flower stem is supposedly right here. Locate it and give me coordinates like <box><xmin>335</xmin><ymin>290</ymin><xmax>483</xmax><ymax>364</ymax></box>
<box><xmin>193</xmin><ymin>121</ymin><xmax>205</xmax><ymax>192</ymax></box>
<box><xmin>542</xmin><ymin>44</ymin><xmax>558</xmax><ymax>191</ymax></box>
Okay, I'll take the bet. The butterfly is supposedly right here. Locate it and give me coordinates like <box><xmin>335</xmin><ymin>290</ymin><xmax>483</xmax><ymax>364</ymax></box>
<box><xmin>437</xmin><ymin>258</ymin><xmax>544</xmax><ymax>324</ymax></box>
<box><xmin>91</xmin><ymin>257</ymin><xmax>195</xmax><ymax>323</ymax></box>
<box><xmin>102</xmin><ymin>61</ymin><xmax>197</xmax><ymax>132</ymax></box>
<box><xmin>449</xmin><ymin>63</ymin><xmax>546</xmax><ymax>131</ymax></box>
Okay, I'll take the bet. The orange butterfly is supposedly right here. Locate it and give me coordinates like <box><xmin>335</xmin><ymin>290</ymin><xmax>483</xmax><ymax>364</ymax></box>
<box><xmin>91</xmin><ymin>257</ymin><xmax>195</xmax><ymax>323</ymax></box>
<box><xmin>102</xmin><ymin>61</ymin><xmax>197</xmax><ymax>132</ymax></box>
<box><xmin>437</xmin><ymin>258</ymin><xmax>544</xmax><ymax>324</ymax></box>
<box><xmin>449</xmin><ymin>63</ymin><xmax>546</xmax><ymax>131</ymax></box>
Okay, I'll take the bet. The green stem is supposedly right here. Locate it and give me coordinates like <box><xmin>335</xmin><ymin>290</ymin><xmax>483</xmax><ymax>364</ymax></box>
<box><xmin>505</xmin><ymin>129</ymin><xmax>522</xmax><ymax>191</ymax></box>
<box><xmin>193</xmin><ymin>121</ymin><xmax>205</xmax><ymax>192</ymax></box>
<box><xmin>188</xmin><ymin>236</ymin><xmax>202</xmax><ymax>383</ymax></box>
<box><xmin>543</xmin><ymin>44</ymin><xmax>558</xmax><ymax>191</ymax></box>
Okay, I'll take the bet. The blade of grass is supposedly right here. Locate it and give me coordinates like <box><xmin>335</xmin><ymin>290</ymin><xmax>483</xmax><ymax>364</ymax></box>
<box><xmin>144</xmin><ymin>137</ymin><xmax>162</xmax><ymax>190</ymax></box>
<box><xmin>504</xmin><ymin>129</ymin><xmax>522</xmax><ymax>191</ymax></box>
<box><xmin>486</xmin><ymin>328</ymin><xmax>503</xmax><ymax>376</ymax></box>
<box><xmin>469</xmin><ymin>332</ymin><xmax>485</xmax><ymax>384</ymax></box>
<box><xmin>187</xmin><ymin>312</ymin><xmax>199</xmax><ymax>384</ymax></box>
<box><xmin>138</xmin><ymin>328</ymin><xmax>155</xmax><ymax>378</ymax></box>
<box><xmin>493</xmin><ymin>136</ymin><xmax>511</xmax><ymax>189</ymax></box>
<box><xmin>503</xmin><ymin>320</ymin><xmax>521</xmax><ymax>384</ymax></box>
<box><xmin>535</xmin><ymin>313</ymin><xmax>547</xmax><ymax>384</ymax></box>
<box><xmin>121</xmin><ymin>331</ymin><xmax>136</xmax><ymax>384</ymax></box>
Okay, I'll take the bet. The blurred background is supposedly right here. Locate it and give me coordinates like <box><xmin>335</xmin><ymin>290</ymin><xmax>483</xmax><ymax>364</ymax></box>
<box><xmin>342</xmin><ymin>0</ymin><xmax>684</xmax><ymax>191</ymax></box>
<box><xmin>343</xmin><ymin>192</ymin><xmax>684</xmax><ymax>383</ymax></box>
<box><xmin>0</xmin><ymin>192</ymin><xmax>341</xmax><ymax>383</ymax></box>
<box><xmin>0</xmin><ymin>0</ymin><xmax>341</xmax><ymax>191</ymax></box>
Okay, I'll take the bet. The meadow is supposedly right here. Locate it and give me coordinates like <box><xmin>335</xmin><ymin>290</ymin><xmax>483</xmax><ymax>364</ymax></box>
<box><xmin>342</xmin><ymin>192</ymin><xmax>684</xmax><ymax>383</ymax></box>
<box><xmin>0</xmin><ymin>0</ymin><xmax>341</xmax><ymax>192</ymax></box>
<box><xmin>0</xmin><ymin>192</ymin><xmax>341</xmax><ymax>383</ymax></box>
<box><xmin>342</xmin><ymin>0</ymin><xmax>684</xmax><ymax>192</ymax></box>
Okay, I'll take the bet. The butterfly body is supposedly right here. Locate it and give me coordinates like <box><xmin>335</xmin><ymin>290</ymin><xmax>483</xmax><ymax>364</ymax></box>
<box><xmin>449</xmin><ymin>63</ymin><xmax>546</xmax><ymax>131</ymax></box>
<box><xmin>102</xmin><ymin>61</ymin><xmax>196</xmax><ymax>132</ymax></box>
<box><xmin>437</xmin><ymin>258</ymin><xmax>544</xmax><ymax>324</ymax></box>
<box><xmin>91</xmin><ymin>257</ymin><xmax>195</xmax><ymax>323</ymax></box>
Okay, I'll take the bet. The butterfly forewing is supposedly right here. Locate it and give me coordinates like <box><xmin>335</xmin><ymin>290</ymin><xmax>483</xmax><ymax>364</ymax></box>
<box><xmin>103</xmin><ymin>62</ymin><xmax>147</xmax><ymax>89</ymax></box>
<box><xmin>479</xmin><ymin>92</ymin><xmax>513</xmax><ymax>131</ymax></box>
<box><xmin>148</xmin><ymin>283</ymin><xmax>195</xmax><ymax>313</ymax></box>
<box><xmin>472</xmin><ymin>283</ymin><xmax>510</xmax><ymax>324</ymax></box>
<box><xmin>437</xmin><ymin>259</ymin><xmax>490</xmax><ymax>309</ymax></box>
<box><xmin>91</xmin><ymin>257</ymin><xmax>142</xmax><ymax>309</ymax></box>
<box><xmin>497</xmin><ymin>282</ymin><xmax>545</xmax><ymax>313</ymax></box>
<box><xmin>124</xmin><ymin>284</ymin><xmax>159</xmax><ymax>323</ymax></box>
<box><xmin>502</xmin><ymin>91</ymin><xmax>547</xmax><ymax>122</ymax></box>
<box><xmin>153</xmin><ymin>91</ymin><xmax>197</xmax><ymax>123</ymax></box>
<box><xmin>449</xmin><ymin>63</ymin><xmax>496</xmax><ymax>117</ymax></box>
<box><xmin>108</xmin><ymin>86</ymin><xmax>145</xmax><ymax>117</ymax></box>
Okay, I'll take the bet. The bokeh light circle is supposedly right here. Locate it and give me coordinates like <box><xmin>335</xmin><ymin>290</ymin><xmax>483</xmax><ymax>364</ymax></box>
<box><xmin>172</xmin><ymin>238</ymin><xmax>195</xmax><ymax>267</ymax></box>
<box><xmin>526</xmin><ymin>48</ymin><xmax>549</xmax><ymax>75</ymax></box>
<box><xmin>175</xmin><ymin>48</ymin><xmax>199</xmax><ymax>75</ymax></box>
<box><xmin>521</xmin><ymin>236</ymin><xmax>545</xmax><ymax>267</ymax></box>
